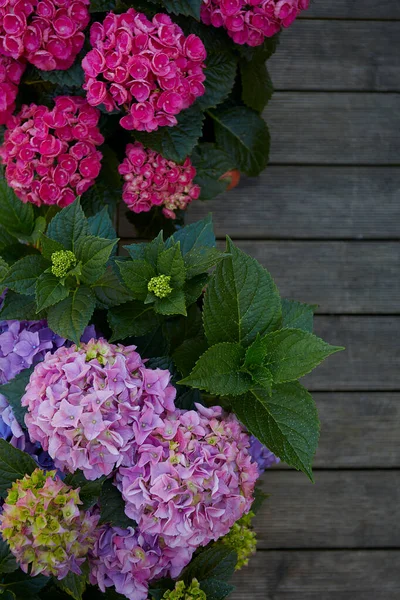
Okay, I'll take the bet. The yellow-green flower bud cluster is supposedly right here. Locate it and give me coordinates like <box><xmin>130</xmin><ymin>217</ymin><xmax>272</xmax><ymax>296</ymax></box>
<box><xmin>221</xmin><ymin>511</ymin><xmax>257</xmax><ymax>570</ymax></box>
<box><xmin>51</xmin><ymin>250</ymin><xmax>76</xmax><ymax>278</ymax></box>
<box><xmin>162</xmin><ymin>579</ymin><xmax>206</xmax><ymax>600</ymax></box>
<box><xmin>148</xmin><ymin>274</ymin><xmax>173</xmax><ymax>298</ymax></box>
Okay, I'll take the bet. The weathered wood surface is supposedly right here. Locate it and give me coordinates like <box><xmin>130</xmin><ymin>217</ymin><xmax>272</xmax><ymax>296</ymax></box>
<box><xmin>229</xmin><ymin>551</ymin><xmax>400</xmax><ymax>600</ymax></box>
<box><xmin>303</xmin><ymin>1</ymin><xmax>400</xmax><ymax>19</ymax></box>
<box><xmin>269</xmin><ymin>21</ymin><xmax>400</xmax><ymax>90</ymax></box>
<box><xmin>254</xmin><ymin>471</ymin><xmax>400</xmax><ymax>548</ymax></box>
<box><xmin>265</xmin><ymin>93</ymin><xmax>400</xmax><ymax>164</ymax></box>
<box><xmin>286</xmin><ymin>393</ymin><xmax>400</xmax><ymax>468</ymax></box>
<box><xmin>120</xmin><ymin>166</ymin><xmax>400</xmax><ymax>240</ymax></box>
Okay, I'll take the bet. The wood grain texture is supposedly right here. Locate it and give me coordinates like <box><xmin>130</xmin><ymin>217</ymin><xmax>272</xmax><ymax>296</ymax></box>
<box><xmin>269</xmin><ymin>21</ymin><xmax>400</xmax><ymax>91</ymax></box>
<box><xmin>265</xmin><ymin>93</ymin><xmax>400</xmax><ymax>164</ymax></box>
<box><xmin>120</xmin><ymin>167</ymin><xmax>400</xmax><ymax>240</ymax></box>
<box><xmin>254</xmin><ymin>471</ymin><xmax>400</xmax><ymax>548</ymax></box>
<box><xmin>229</xmin><ymin>551</ymin><xmax>400</xmax><ymax>600</ymax></box>
<box><xmin>303</xmin><ymin>316</ymin><xmax>400</xmax><ymax>391</ymax></box>
<box><xmin>233</xmin><ymin>241</ymin><xmax>400</xmax><ymax>313</ymax></box>
<box><xmin>302</xmin><ymin>0</ymin><xmax>400</xmax><ymax>19</ymax></box>
<box><xmin>289</xmin><ymin>393</ymin><xmax>400</xmax><ymax>468</ymax></box>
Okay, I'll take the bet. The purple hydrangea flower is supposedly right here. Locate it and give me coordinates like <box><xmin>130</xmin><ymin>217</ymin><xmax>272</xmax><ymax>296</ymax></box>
<box><xmin>248</xmin><ymin>436</ymin><xmax>280</xmax><ymax>473</ymax></box>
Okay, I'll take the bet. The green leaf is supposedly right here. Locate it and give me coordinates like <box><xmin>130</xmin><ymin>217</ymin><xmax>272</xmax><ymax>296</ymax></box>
<box><xmin>172</xmin><ymin>335</ymin><xmax>208</xmax><ymax>377</ymax></box>
<box><xmin>242</xmin><ymin>334</ymin><xmax>268</xmax><ymax>370</ymax></box>
<box><xmin>231</xmin><ymin>383</ymin><xmax>319</xmax><ymax>480</ymax></box>
<box><xmin>3</xmin><ymin>255</ymin><xmax>49</xmax><ymax>295</ymax></box>
<box><xmin>281</xmin><ymin>298</ymin><xmax>317</xmax><ymax>333</ymax></box>
<box><xmin>238</xmin><ymin>33</ymin><xmax>280</xmax><ymax>63</ymax></box>
<box><xmin>92</xmin><ymin>268</ymin><xmax>131</xmax><ymax>309</ymax></box>
<box><xmin>35</xmin><ymin>272</ymin><xmax>70</xmax><ymax>311</ymax></box>
<box><xmin>157</xmin><ymin>244</ymin><xmax>185</xmax><ymax>287</ymax></box>
<box><xmin>123</xmin><ymin>242</ymin><xmax>147</xmax><ymax>261</ymax></box>
<box><xmin>263</xmin><ymin>328</ymin><xmax>344</xmax><ymax>383</ymax></box>
<box><xmin>0</xmin><ymin>179</ymin><xmax>34</xmax><ymax>236</ymax></box>
<box><xmin>134</xmin><ymin>105</ymin><xmax>204</xmax><ymax>163</ymax></box>
<box><xmin>55</xmin><ymin>568</ymin><xmax>87</xmax><ymax>600</ymax></box>
<box><xmin>251</xmin><ymin>365</ymin><xmax>273</xmax><ymax>392</ymax></box>
<box><xmin>0</xmin><ymin>224</ymin><xmax>17</xmax><ymax>251</ymax></box>
<box><xmin>180</xmin><ymin>342</ymin><xmax>252</xmax><ymax>396</ymax></box>
<box><xmin>99</xmin><ymin>479</ymin><xmax>136</xmax><ymax>528</ymax></box>
<box><xmin>241</xmin><ymin>61</ymin><xmax>273</xmax><ymax>113</ymax></box>
<box><xmin>251</xmin><ymin>487</ymin><xmax>270</xmax><ymax>514</ymax></box>
<box><xmin>0</xmin><ymin>256</ymin><xmax>9</xmax><ymax>290</ymax></box>
<box><xmin>40</xmin><ymin>235</ymin><xmax>65</xmax><ymax>260</ymax></box>
<box><xmin>108</xmin><ymin>301</ymin><xmax>161</xmax><ymax>342</ymax></box>
<box><xmin>199</xmin><ymin>580</ymin><xmax>235</xmax><ymax>600</ymax></box>
<box><xmin>169</xmin><ymin>215</ymin><xmax>216</xmax><ymax>254</ymax></box>
<box><xmin>162</xmin><ymin>0</ymin><xmax>201</xmax><ymax>18</ymax></box>
<box><xmin>154</xmin><ymin>288</ymin><xmax>187</xmax><ymax>316</ymax></box>
<box><xmin>80</xmin><ymin>146</ymin><xmax>121</xmax><ymax>219</ymax></box>
<box><xmin>64</xmin><ymin>472</ymin><xmax>106</xmax><ymax>511</ymax></box>
<box><xmin>0</xmin><ymin>367</ymin><xmax>32</xmax><ymax>428</ymax></box>
<box><xmin>203</xmin><ymin>238</ymin><xmax>281</xmax><ymax>347</ymax></box>
<box><xmin>118</xmin><ymin>260</ymin><xmax>155</xmax><ymax>300</ymax></box>
<box><xmin>184</xmin><ymin>273</ymin><xmax>208</xmax><ymax>306</ymax></box>
<box><xmin>0</xmin><ymin>440</ymin><xmax>37</xmax><ymax>497</ymax></box>
<box><xmin>75</xmin><ymin>235</ymin><xmax>118</xmax><ymax>285</ymax></box>
<box><xmin>36</xmin><ymin>61</ymin><xmax>84</xmax><ymax>87</ymax></box>
<box><xmin>0</xmin><ymin>571</ymin><xmax>49</xmax><ymax>596</ymax></box>
<box><xmin>197</xmin><ymin>51</ymin><xmax>237</xmax><ymax>110</ymax></box>
<box><xmin>191</xmin><ymin>144</ymin><xmax>234</xmax><ymax>201</ymax></box>
<box><xmin>182</xmin><ymin>543</ymin><xmax>237</xmax><ymax>583</ymax></box>
<box><xmin>183</xmin><ymin>246</ymin><xmax>224</xmax><ymax>278</ymax></box>
<box><xmin>0</xmin><ymin>291</ymin><xmax>41</xmax><ymax>320</ymax></box>
<box><xmin>89</xmin><ymin>0</ymin><xmax>116</xmax><ymax>11</ymax></box>
<box><xmin>47</xmin><ymin>199</ymin><xmax>88</xmax><ymax>251</ymax></box>
<box><xmin>0</xmin><ymin>539</ymin><xmax>17</xmax><ymax>575</ymax></box>
<box><xmin>144</xmin><ymin>231</ymin><xmax>165</xmax><ymax>268</ymax></box>
<box><xmin>208</xmin><ymin>105</ymin><xmax>270</xmax><ymax>176</ymax></box>
<box><xmin>47</xmin><ymin>286</ymin><xmax>96</xmax><ymax>345</ymax></box>
<box><xmin>87</xmin><ymin>206</ymin><xmax>117</xmax><ymax>241</ymax></box>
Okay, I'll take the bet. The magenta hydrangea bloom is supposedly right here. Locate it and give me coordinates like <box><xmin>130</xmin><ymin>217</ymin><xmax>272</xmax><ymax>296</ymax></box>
<box><xmin>0</xmin><ymin>0</ymin><xmax>90</xmax><ymax>71</ymax></box>
<box><xmin>89</xmin><ymin>525</ymin><xmax>193</xmax><ymax>600</ymax></box>
<box><xmin>22</xmin><ymin>339</ymin><xmax>177</xmax><ymax>480</ymax></box>
<box><xmin>0</xmin><ymin>96</ymin><xmax>103</xmax><ymax>207</ymax></box>
<box><xmin>119</xmin><ymin>142</ymin><xmax>201</xmax><ymax>218</ymax></box>
<box><xmin>117</xmin><ymin>403</ymin><xmax>258</xmax><ymax>553</ymax></box>
<box><xmin>249</xmin><ymin>435</ymin><xmax>280</xmax><ymax>473</ymax></box>
<box><xmin>0</xmin><ymin>55</ymin><xmax>25</xmax><ymax>126</ymax></box>
<box><xmin>82</xmin><ymin>9</ymin><xmax>207</xmax><ymax>132</ymax></box>
<box><xmin>201</xmin><ymin>0</ymin><xmax>309</xmax><ymax>46</ymax></box>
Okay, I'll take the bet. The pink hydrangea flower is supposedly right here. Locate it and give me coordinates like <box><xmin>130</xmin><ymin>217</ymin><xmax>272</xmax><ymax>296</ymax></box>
<box><xmin>22</xmin><ymin>339</ymin><xmax>177</xmax><ymax>480</ymax></box>
<box><xmin>119</xmin><ymin>142</ymin><xmax>201</xmax><ymax>218</ymax></box>
<box><xmin>0</xmin><ymin>0</ymin><xmax>90</xmax><ymax>71</ymax></box>
<box><xmin>89</xmin><ymin>525</ymin><xmax>193</xmax><ymax>600</ymax></box>
<box><xmin>0</xmin><ymin>96</ymin><xmax>103</xmax><ymax>207</ymax></box>
<box><xmin>201</xmin><ymin>0</ymin><xmax>310</xmax><ymax>46</ymax></box>
<box><xmin>116</xmin><ymin>403</ymin><xmax>258</xmax><ymax>553</ymax></box>
<box><xmin>0</xmin><ymin>55</ymin><xmax>25</xmax><ymax>126</ymax></box>
<box><xmin>82</xmin><ymin>9</ymin><xmax>207</xmax><ymax>132</ymax></box>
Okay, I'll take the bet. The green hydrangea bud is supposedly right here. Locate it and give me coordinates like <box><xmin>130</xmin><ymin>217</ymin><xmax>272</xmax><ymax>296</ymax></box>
<box><xmin>221</xmin><ymin>511</ymin><xmax>257</xmax><ymax>570</ymax></box>
<box><xmin>0</xmin><ymin>468</ymin><xmax>99</xmax><ymax>578</ymax></box>
<box><xmin>162</xmin><ymin>579</ymin><xmax>206</xmax><ymax>600</ymax></box>
<box><xmin>51</xmin><ymin>250</ymin><xmax>76</xmax><ymax>278</ymax></box>
<box><xmin>148</xmin><ymin>274</ymin><xmax>173</xmax><ymax>298</ymax></box>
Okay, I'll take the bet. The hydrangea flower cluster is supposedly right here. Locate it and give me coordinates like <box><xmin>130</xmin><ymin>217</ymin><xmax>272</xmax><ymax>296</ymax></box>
<box><xmin>89</xmin><ymin>525</ymin><xmax>193</xmax><ymax>600</ymax></box>
<box><xmin>201</xmin><ymin>0</ymin><xmax>310</xmax><ymax>46</ymax></box>
<box><xmin>221</xmin><ymin>510</ymin><xmax>257</xmax><ymax>570</ymax></box>
<box><xmin>82</xmin><ymin>9</ymin><xmax>207</xmax><ymax>132</ymax></box>
<box><xmin>0</xmin><ymin>96</ymin><xmax>103</xmax><ymax>207</ymax></box>
<box><xmin>0</xmin><ymin>468</ymin><xmax>99</xmax><ymax>578</ymax></box>
<box><xmin>22</xmin><ymin>339</ymin><xmax>177</xmax><ymax>480</ymax></box>
<box><xmin>248</xmin><ymin>435</ymin><xmax>280</xmax><ymax>473</ymax></box>
<box><xmin>0</xmin><ymin>0</ymin><xmax>90</xmax><ymax>71</ymax></box>
<box><xmin>0</xmin><ymin>55</ymin><xmax>25</xmax><ymax>126</ymax></box>
<box><xmin>117</xmin><ymin>403</ymin><xmax>258</xmax><ymax>552</ymax></box>
<box><xmin>119</xmin><ymin>142</ymin><xmax>201</xmax><ymax>218</ymax></box>
<box><xmin>162</xmin><ymin>579</ymin><xmax>206</xmax><ymax>600</ymax></box>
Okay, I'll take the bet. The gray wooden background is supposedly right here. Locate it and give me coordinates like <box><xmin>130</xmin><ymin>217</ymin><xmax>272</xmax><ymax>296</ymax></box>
<box><xmin>119</xmin><ymin>1</ymin><xmax>400</xmax><ymax>597</ymax></box>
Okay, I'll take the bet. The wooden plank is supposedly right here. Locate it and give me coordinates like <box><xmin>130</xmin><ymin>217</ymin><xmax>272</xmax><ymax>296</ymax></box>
<box><xmin>229</xmin><ymin>551</ymin><xmax>400</xmax><ymax>600</ymax></box>
<box><xmin>181</xmin><ymin>167</ymin><xmax>400</xmax><ymax>240</ymax></box>
<box><xmin>303</xmin><ymin>317</ymin><xmax>400</xmax><ymax>391</ymax></box>
<box><xmin>232</xmin><ymin>241</ymin><xmax>400</xmax><ymax>314</ymax></box>
<box><xmin>269</xmin><ymin>21</ymin><xmax>400</xmax><ymax>90</ymax></box>
<box><xmin>264</xmin><ymin>93</ymin><xmax>400</xmax><ymax>164</ymax></box>
<box><xmin>254</xmin><ymin>471</ymin><xmax>400</xmax><ymax>549</ymax></box>
<box><xmin>302</xmin><ymin>0</ymin><xmax>400</xmax><ymax>19</ymax></box>
<box><xmin>291</xmin><ymin>393</ymin><xmax>400</xmax><ymax>468</ymax></box>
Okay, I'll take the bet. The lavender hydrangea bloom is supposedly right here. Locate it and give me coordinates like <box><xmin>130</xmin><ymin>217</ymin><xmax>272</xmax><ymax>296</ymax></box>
<box><xmin>248</xmin><ymin>436</ymin><xmax>280</xmax><ymax>473</ymax></box>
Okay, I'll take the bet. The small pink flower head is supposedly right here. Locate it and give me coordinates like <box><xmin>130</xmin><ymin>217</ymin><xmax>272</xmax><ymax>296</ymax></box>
<box><xmin>0</xmin><ymin>96</ymin><xmax>103</xmax><ymax>207</ymax></box>
<box><xmin>116</xmin><ymin>403</ymin><xmax>259</xmax><ymax>555</ymax></box>
<box><xmin>201</xmin><ymin>0</ymin><xmax>309</xmax><ymax>46</ymax></box>
<box><xmin>0</xmin><ymin>468</ymin><xmax>99</xmax><ymax>579</ymax></box>
<box><xmin>0</xmin><ymin>55</ymin><xmax>26</xmax><ymax>126</ymax></box>
<box><xmin>22</xmin><ymin>339</ymin><xmax>177</xmax><ymax>480</ymax></box>
<box><xmin>89</xmin><ymin>525</ymin><xmax>193</xmax><ymax>600</ymax></box>
<box><xmin>0</xmin><ymin>0</ymin><xmax>90</xmax><ymax>70</ymax></box>
<box><xmin>82</xmin><ymin>8</ymin><xmax>207</xmax><ymax>131</ymax></box>
<box><xmin>119</xmin><ymin>142</ymin><xmax>201</xmax><ymax>218</ymax></box>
